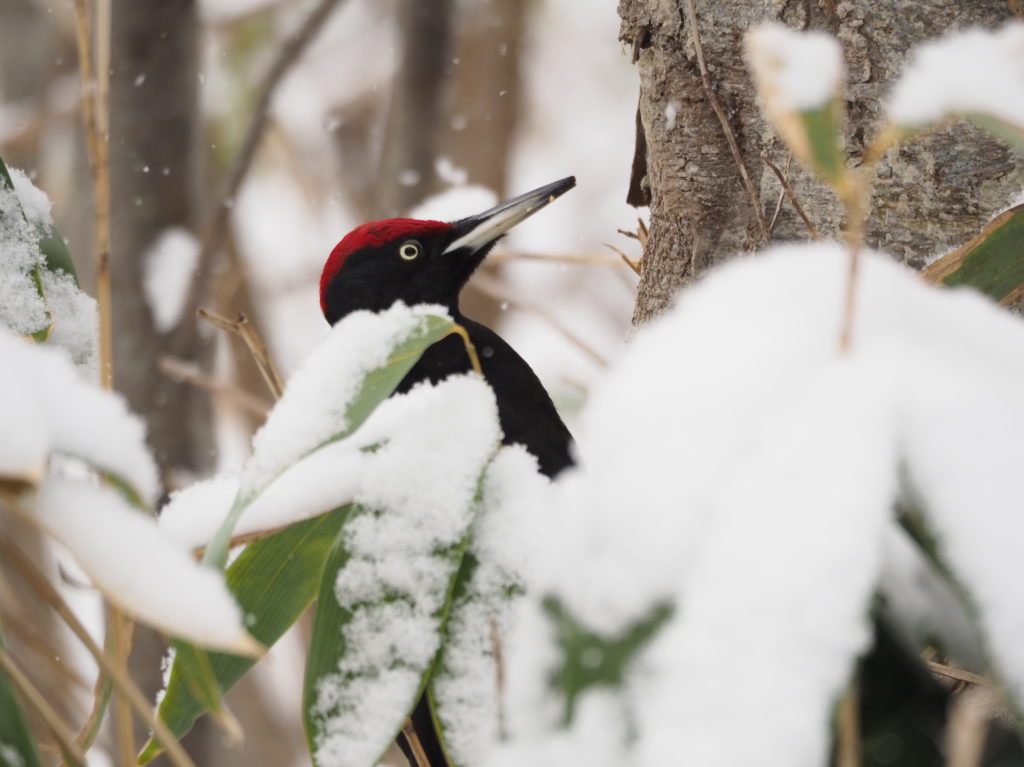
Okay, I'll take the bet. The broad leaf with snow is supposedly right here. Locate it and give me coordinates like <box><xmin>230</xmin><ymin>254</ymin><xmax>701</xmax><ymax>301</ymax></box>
<box><xmin>486</xmin><ymin>244</ymin><xmax>1024</xmax><ymax>767</ymax></box>
<box><xmin>0</xmin><ymin>155</ymin><xmax>96</xmax><ymax>368</ymax></box>
<box><xmin>0</xmin><ymin>328</ymin><xmax>258</xmax><ymax>657</ymax></box>
<box><xmin>884</xmin><ymin>23</ymin><xmax>1024</xmax><ymax>153</ymax></box>
<box><xmin>428</xmin><ymin>446</ymin><xmax>549</xmax><ymax>767</ymax></box>
<box><xmin>303</xmin><ymin>375</ymin><xmax>500</xmax><ymax>767</ymax></box>
<box><xmin>145</xmin><ymin>304</ymin><xmax>503</xmax><ymax>764</ymax></box>
<box><xmin>203</xmin><ymin>303</ymin><xmax>460</xmax><ymax>570</ymax></box>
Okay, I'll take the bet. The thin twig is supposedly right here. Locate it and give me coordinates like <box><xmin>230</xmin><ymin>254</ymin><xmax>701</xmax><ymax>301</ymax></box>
<box><xmin>71</xmin><ymin>0</ymin><xmax>113</xmax><ymax>389</ymax></box>
<box><xmin>400</xmin><ymin>719</ymin><xmax>432</xmax><ymax>767</ymax></box>
<box><xmin>762</xmin><ymin>153</ymin><xmax>822</xmax><ymax>240</ymax></box>
<box><xmin>766</xmin><ymin>152</ymin><xmax>792</xmax><ymax>233</ymax></box>
<box><xmin>835</xmin><ymin>682</ymin><xmax>860</xmax><ymax>767</ymax></box>
<box><xmin>197</xmin><ymin>309</ymin><xmax>285</xmax><ymax>399</ymax></box>
<box><xmin>472</xmin><ymin>273</ymin><xmax>608</xmax><ymax>369</ymax></box>
<box><xmin>927</xmin><ymin>660</ymin><xmax>989</xmax><ymax>687</ymax></box>
<box><xmin>0</xmin><ymin>647</ymin><xmax>87</xmax><ymax>766</ymax></box>
<box><xmin>837</xmin><ymin>175</ymin><xmax>866</xmax><ymax>353</ymax></box>
<box><xmin>159</xmin><ymin>355</ymin><xmax>272</xmax><ymax>417</ymax></box>
<box><xmin>489</xmin><ymin>616</ymin><xmax>506</xmax><ymax>737</ymax></box>
<box><xmin>487</xmin><ymin>251</ymin><xmax>627</xmax><ymax>267</ymax></box>
<box><xmin>604</xmin><ymin>242</ymin><xmax>642</xmax><ymax>276</ymax></box>
<box><xmin>193</xmin><ymin>0</ymin><xmax>349</xmax><ymax>284</ymax></box>
<box><xmin>682</xmin><ymin>0</ymin><xmax>769</xmax><ymax>242</ymax></box>
<box><xmin>947</xmin><ymin>688</ymin><xmax>991</xmax><ymax>767</ymax></box>
<box><xmin>0</xmin><ymin>537</ymin><xmax>198</xmax><ymax>767</ymax></box>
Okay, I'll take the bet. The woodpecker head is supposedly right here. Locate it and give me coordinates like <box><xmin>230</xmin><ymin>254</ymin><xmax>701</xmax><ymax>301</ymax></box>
<box><xmin>320</xmin><ymin>176</ymin><xmax>576</xmax><ymax>324</ymax></box>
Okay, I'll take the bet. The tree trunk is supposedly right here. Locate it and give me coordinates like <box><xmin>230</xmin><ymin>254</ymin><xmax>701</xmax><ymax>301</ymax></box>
<box><xmin>109</xmin><ymin>0</ymin><xmax>213</xmax><ymax>477</ymax></box>
<box><xmin>108</xmin><ymin>1</ymin><xmax>215</xmax><ymax>760</ymax></box>
<box><xmin>619</xmin><ymin>0</ymin><xmax>1024</xmax><ymax>325</ymax></box>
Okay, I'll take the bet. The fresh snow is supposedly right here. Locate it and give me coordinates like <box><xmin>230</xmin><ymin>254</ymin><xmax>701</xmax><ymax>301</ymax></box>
<box><xmin>486</xmin><ymin>243</ymin><xmax>1024</xmax><ymax>767</ymax></box>
<box><xmin>239</xmin><ymin>302</ymin><xmax>450</xmax><ymax>501</ymax></box>
<box><xmin>33</xmin><ymin>476</ymin><xmax>260</xmax><ymax>656</ymax></box>
<box><xmin>431</xmin><ymin>446</ymin><xmax>549</xmax><ymax>767</ymax></box>
<box><xmin>142</xmin><ymin>227</ymin><xmax>200</xmax><ymax>333</ymax></box>
<box><xmin>308</xmin><ymin>375</ymin><xmax>501</xmax><ymax>767</ymax></box>
<box><xmin>0</xmin><ymin>166</ymin><xmax>98</xmax><ymax>368</ymax></box>
<box><xmin>0</xmin><ymin>173</ymin><xmax>48</xmax><ymax>337</ymax></box>
<box><xmin>0</xmin><ymin>326</ymin><xmax>159</xmax><ymax>506</ymax></box>
<box><xmin>745</xmin><ymin>24</ymin><xmax>845</xmax><ymax>111</ymax></box>
<box><xmin>886</xmin><ymin>23</ymin><xmax>1024</xmax><ymax>129</ymax></box>
<box><xmin>39</xmin><ymin>269</ymin><xmax>98</xmax><ymax>373</ymax></box>
<box><xmin>0</xmin><ymin>331</ymin><xmax>49</xmax><ymax>483</ymax></box>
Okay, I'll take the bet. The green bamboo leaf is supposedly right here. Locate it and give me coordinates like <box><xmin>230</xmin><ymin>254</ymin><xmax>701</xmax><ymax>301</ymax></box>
<box><xmin>798</xmin><ymin>102</ymin><xmax>846</xmax><ymax>186</ymax></box>
<box><xmin>204</xmin><ymin>313</ymin><xmax>456</xmax><ymax>571</ymax></box>
<box><xmin>302</xmin><ymin>506</ymin><xmax>472</xmax><ymax>767</ymax></box>
<box><xmin>140</xmin><ymin>508</ymin><xmax>352</xmax><ymax>764</ymax></box>
<box><xmin>0</xmin><ymin>630</ymin><xmax>44</xmax><ymax>767</ymax></box>
<box><xmin>542</xmin><ymin>597</ymin><xmax>673</xmax><ymax>726</ymax></box>
<box><xmin>37</xmin><ymin>222</ymin><xmax>77</xmax><ymax>284</ymax></box>
<box><xmin>921</xmin><ymin>203</ymin><xmax>1024</xmax><ymax>302</ymax></box>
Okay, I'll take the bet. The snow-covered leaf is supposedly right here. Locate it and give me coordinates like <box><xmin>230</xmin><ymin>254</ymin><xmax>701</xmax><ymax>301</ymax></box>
<box><xmin>745</xmin><ymin>24</ymin><xmax>847</xmax><ymax>186</ymax></box>
<box><xmin>204</xmin><ymin>304</ymin><xmax>458</xmax><ymax>570</ymax></box>
<box><xmin>430</xmin><ymin>446</ymin><xmax>549</xmax><ymax>767</ymax></box>
<box><xmin>884</xmin><ymin>23</ymin><xmax>1024</xmax><ymax>153</ymax></box>
<box><xmin>31</xmin><ymin>477</ymin><xmax>260</xmax><ymax>656</ymax></box>
<box><xmin>302</xmin><ymin>375</ymin><xmax>500</xmax><ymax>767</ymax></box>
<box><xmin>489</xmin><ymin>243</ymin><xmax>1024</xmax><ymax>767</ymax></box>
<box><xmin>0</xmin><ymin>328</ymin><xmax>157</xmax><ymax>505</ymax></box>
<box><xmin>922</xmin><ymin>202</ymin><xmax>1024</xmax><ymax>303</ymax></box>
<box><xmin>141</xmin><ymin>508</ymin><xmax>351</xmax><ymax>764</ymax></box>
<box><xmin>0</xmin><ymin>155</ymin><xmax>95</xmax><ymax>366</ymax></box>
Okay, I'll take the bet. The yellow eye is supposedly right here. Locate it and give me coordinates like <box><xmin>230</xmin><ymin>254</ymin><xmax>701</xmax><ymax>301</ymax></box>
<box><xmin>399</xmin><ymin>241</ymin><xmax>421</xmax><ymax>261</ymax></box>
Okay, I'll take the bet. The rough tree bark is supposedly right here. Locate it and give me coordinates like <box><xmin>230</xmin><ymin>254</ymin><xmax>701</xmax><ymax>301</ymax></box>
<box><xmin>619</xmin><ymin>0</ymin><xmax>1024</xmax><ymax>325</ymax></box>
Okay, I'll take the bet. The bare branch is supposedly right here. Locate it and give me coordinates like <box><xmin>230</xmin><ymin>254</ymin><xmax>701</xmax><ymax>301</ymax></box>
<box><xmin>762</xmin><ymin>153</ymin><xmax>822</xmax><ymax>240</ymax></box>
<box><xmin>159</xmin><ymin>355</ymin><xmax>272</xmax><ymax>417</ymax></box>
<box><xmin>198</xmin><ymin>309</ymin><xmax>285</xmax><ymax>399</ymax></box>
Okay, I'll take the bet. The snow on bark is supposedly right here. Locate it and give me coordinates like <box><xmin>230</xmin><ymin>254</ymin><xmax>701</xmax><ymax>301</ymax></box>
<box><xmin>142</xmin><ymin>227</ymin><xmax>200</xmax><ymax>333</ymax></box>
<box><xmin>745</xmin><ymin>23</ymin><xmax>844</xmax><ymax>111</ymax></box>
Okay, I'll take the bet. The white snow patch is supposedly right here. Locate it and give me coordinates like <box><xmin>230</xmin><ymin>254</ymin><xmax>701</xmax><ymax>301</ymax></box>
<box><xmin>886</xmin><ymin>23</ymin><xmax>1024</xmax><ymax>128</ymax></box>
<box><xmin>0</xmin><ymin>331</ymin><xmax>49</xmax><ymax>483</ymax></box>
<box><xmin>745</xmin><ymin>23</ymin><xmax>844</xmax><ymax>111</ymax></box>
<box><xmin>8</xmin><ymin>167</ymin><xmax>53</xmax><ymax>228</ymax></box>
<box><xmin>309</xmin><ymin>375</ymin><xmax>501</xmax><ymax>767</ymax></box>
<box><xmin>489</xmin><ymin>243</ymin><xmax>1024</xmax><ymax>767</ymax></box>
<box><xmin>240</xmin><ymin>302</ymin><xmax>449</xmax><ymax>500</ymax></box>
<box><xmin>0</xmin><ymin>327</ymin><xmax>159</xmax><ymax>505</ymax></box>
<box><xmin>0</xmin><ymin>175</ymin><xmax>47</xmax><ymax>336</ymax></box>
<box><xmin>142</xmin><ymin>227</ymin><xmax>200</xmax><ymax>333</ymax></box>
<box><xmin>32</xmin><ymin>476</ymin><xmax>259</xmax><ymax>655</ymax></box>
<box><xmin>432</xmin><ymin>446</ymin><xmax>549</xmax><ymax>767</ymax></box>
<box><xmin>40</xmin><ymin>269</ymin><xmax>98</xmax><ymax>373</ymax></box>
<box><xmin>663</xmin><ymin>100</ymin><xmax>680</xmax><ymax>131</ymax></box>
